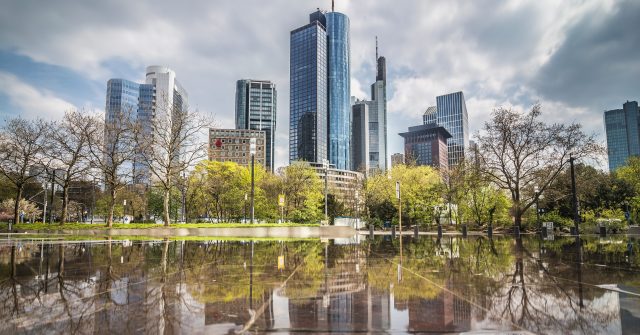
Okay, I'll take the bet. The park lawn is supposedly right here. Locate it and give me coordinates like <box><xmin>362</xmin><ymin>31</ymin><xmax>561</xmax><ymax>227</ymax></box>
<box><xmin>0</xmin><ymin>222</ymin><xmax>320</xmax><ymax>231</ymax></box>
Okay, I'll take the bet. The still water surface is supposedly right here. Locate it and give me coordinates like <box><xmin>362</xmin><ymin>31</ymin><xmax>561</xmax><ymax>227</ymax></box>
<box><xmin>1</xmin><ymin>235</ymin><xmax>639</xmax><ymax>334</ymax></box>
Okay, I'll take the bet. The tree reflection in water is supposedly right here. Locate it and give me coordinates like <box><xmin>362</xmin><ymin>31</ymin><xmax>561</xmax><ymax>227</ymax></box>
<box><xmin>0</xmin><ymin>235</ymin><xmax>637</xmax><ymax>334</ymax></box>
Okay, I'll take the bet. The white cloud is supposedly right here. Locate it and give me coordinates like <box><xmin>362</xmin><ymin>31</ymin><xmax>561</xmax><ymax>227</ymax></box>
<box><xmin>0</xmin><ymin>72</ymin><xmax>75</xmax><ymax>120</ymax></box>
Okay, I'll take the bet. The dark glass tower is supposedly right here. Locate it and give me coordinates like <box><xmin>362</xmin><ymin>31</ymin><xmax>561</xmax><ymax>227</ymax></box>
<box><xmin>290</xmin><ymin>9</ymin><xmax>351</xmax><ymax>169</ymax></box>
<box><xmin>235</xmin><ymin>79</ymin><xmax>277</xmax><ymax>172</ymax></box>
<box><xmin>289</xmin><ymin>10</ymin><xmax>328</xmax><ymax>164</ymax></box>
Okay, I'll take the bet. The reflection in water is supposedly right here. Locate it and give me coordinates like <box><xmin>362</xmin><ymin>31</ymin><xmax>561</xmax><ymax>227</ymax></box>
<box><xmin>0</xmin><ymin>235</ymin><xmax>639</xmax><ymax>334</ymax></box>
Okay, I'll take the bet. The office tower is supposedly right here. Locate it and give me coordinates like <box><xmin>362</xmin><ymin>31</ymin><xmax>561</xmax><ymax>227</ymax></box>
<box><xmin>105</xmin><ymin>66</ymin><xmax>188</xmax><ymax>183</ymax></box>
<box><xmin>425</xmin><ymin>92</ymin><xmax>469</xmax><ymax>167</ymax></box>
<box><xmin>290</xmin><ymin>9</ymin><xmax>351</xmax><ymax>169</ymax></box>
<box><xmin>235</xmin><ymin>79</ymin><xmax>277</xmax><ymax>172</ymax></box>
<box><xmin>399</xmin><ymin>123</ymin><xmax>452</xmax><ymax>170</ymax></box>
<box><xmin>326</xmin><ymin>11</ymin><xmax>351</xmax><ymax>170</ymax></box>
<box><xmin>350</xmin><ymin>39</ymin><xmax>388</xmax><ymax>173</ymax></box>
<box><xmin>391</xmin><ymin>153</ymin><xmax>405</xmax><ymax>167</ymax></box>
<box><xmin>208</xmin><ymin>129</ymin><xmax>266</xmax><ymax>168</ymax></box>
<box><xmin>604</xmin><ymin>100</ymin><xmax>640</xmax><ymax>171</ymax></box>
<box><xmin>351</xmin><ymin>103</ymin><xmax>369</xmax><ymax>172</ymax></box>
<box><xmin>289</xmin><ymin>10</ymin><xmax>328</xmax><ymax>164</ymax></box>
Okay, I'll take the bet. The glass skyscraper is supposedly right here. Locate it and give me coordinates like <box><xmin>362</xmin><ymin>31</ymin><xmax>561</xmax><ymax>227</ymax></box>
<box><xmin>604</xmin><ymin>100</ymin><xmax>640</xmax><ymax>171</ymax></box>
<box><xmin>351</xmin><ymin>52</ymin><xmax>388</xmax><ymax>174</ymax></box>
<box><xmin>290</xmin><ymin>9</ymin><xmax>351</xmax><ymax>169</ymax></box>
<box><xmin>289</xmin><ymin>11</ymin><xmax>328</xmax><ymax>164</ymax></box>
<box><xmin>235</xmin><ymin>79</ymin><xmax>277</xmax><ymax>172</ymax></box>
<box><xmin>326</xmin><ymin>12</ymin><xmax>351</xmax><ymax>170</ymax></box>
<box><xmin>424</xmin><ymin>91</ymin><xmax>469</xmax><ymax>167</ymax></box>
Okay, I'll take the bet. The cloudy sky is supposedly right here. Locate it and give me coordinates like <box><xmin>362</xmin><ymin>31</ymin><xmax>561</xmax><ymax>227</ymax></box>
<box><xmin>1</xmin><ymin>0</ymin><xmax>638</xmax><ymax>169</ymax></box>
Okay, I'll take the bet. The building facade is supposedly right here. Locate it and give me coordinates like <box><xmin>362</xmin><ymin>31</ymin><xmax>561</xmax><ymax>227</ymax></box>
<box><xmin>208</xmin><ymin>129</ymin><xmax>266</xmax><ymax>168</ymax></box>
<box><xmin>235</xmin><ymin>79</ymin><xmax>277</xmax><ymax>172</ymax></box>
<box><xmin>399</xmin><ymin>123</ymin><xmax>451</xmax><ymax>170</ymax></box>
<box><xmin>604</xmin><ymin>100</ymin><xmax>640</xmax><ymax>171</ymax></box>
<box><xmin>105</xmin><ymin>66</ymin><xmax>188</xmax><ymax>183</ymax></box>
<box><xmin>290</xmin><ymin>9</ymin><xmax>351</xmax><ymax>170</ymax></box>
<box><xmin>422</xmin><ymin>92</ymin><xmax>468</xmax><ymax>167</ymax></box>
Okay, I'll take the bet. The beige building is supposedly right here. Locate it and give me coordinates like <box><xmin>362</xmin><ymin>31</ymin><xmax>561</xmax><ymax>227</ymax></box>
<box><xmin>208</xmin><ymin>128</ymin><xmax>266</xmax><ymax>167</ymax></box>
<box><xmin>309</xmin><ymin>162</ymin><xmax>364</xmax><ymax>211</ymax></box>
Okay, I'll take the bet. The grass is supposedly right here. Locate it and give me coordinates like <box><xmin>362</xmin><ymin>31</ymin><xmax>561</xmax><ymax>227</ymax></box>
<box><xmin>0</xmin><ymin>222</ymin><xmax>320</xmax><ymax>231</ymax></box>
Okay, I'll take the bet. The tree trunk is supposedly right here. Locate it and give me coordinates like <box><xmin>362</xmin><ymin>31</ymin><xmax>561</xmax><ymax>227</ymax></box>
<box><xmin>163</xmin><ymin>188</ymin><xmax>171</xmax><ymax>226</ymax></box>
<box><xmin>514</xmin><ymin>210</ymin><xmax>522</xmax><ymax>229</ymax></box>
<box><xmin>13</xmin><ymin>186</ymin><xmax>23</xmax><ymax>226</ymax></box>
<box><xmin>107</xmin><ymin>187</ymin><xmax>116</xmax><ymax>228</ymax></box>
<box><xmin>60</xmin><ymin>182</ymin><xmax>69</xmax><ymax>225</ymax></box>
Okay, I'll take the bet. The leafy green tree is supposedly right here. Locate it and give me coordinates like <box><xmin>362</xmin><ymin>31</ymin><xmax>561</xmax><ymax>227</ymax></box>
<box><xmin>365</xmin><ymin>165</ymin><xmax>443</xmax><ymax>227</ymax></box>
<box><xmin>279</xmin><ymin>161</ymin><xmax>323</xmax><ymax>223</ymax></box>
<box><xmin>617</xmin><ymin>157</ymin><xmax>640</xmax><ymax>224</ymax></box>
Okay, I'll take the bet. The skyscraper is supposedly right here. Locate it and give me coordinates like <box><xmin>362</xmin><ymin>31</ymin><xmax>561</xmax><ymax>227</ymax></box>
<box><xmin>290</xmin><ymin>9</ymin><xmax>351</xmax><ymax>169</ymax></box>
<box><xmin>424</xmin><ymin>92</ymin><xmax>469</xmax><ymax>167</ymax></box>
<box><xmin>351</xmin><ymin>103</ymin><xmax>369</xmax><ymax>172</ymax></box>
<box><xmin>350</xmin><ymin>39</ymin><xmax>388</xmax><ymax>174</ymax></box>
<box><xmin>604</xmin><ymin>100</ymin><xmax>640</xmax><ymax>171</ymax></box>
<box><xmin>235</xmin><ymin>79</ymin><xmax>277</xmax><ymax>172</ymax></box>
<box><xmin>105</xmin><ymin>65</ymin><xmax>188</xmax><ymax>183</ymax></box>
<box><xmin>289</xmin><ymin>10</ymin><xmax>328</xmax><ymax>164</ymax></box>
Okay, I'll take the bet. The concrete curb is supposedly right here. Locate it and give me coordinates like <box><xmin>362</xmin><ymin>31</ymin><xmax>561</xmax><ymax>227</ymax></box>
<box><xmin>22</xmin><ymin>226</ymin><xmax>357</xmax><ymax>239</ymax></box>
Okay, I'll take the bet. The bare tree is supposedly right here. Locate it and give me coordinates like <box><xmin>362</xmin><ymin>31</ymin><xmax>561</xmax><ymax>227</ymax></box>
<box><xmin>137</xmin><ymin>98</ymin><xmax>210</xmax><ymax>226</ymax></box>
<box><xmin>86</xmin><ymin>109</ymin><xmax>138</xmax><ymax>227</ymax></box>
<box><xmin>0</xmin><ymin>118</ymin><xmax>50</xmax><ymax>226</ymax></box>
<box><xmin>475</xmin><ymin>104</ymin><xmax>602</xmax><ymax>229</ymax></box>
<box><xmin>50</xmin><ymin>110</ymin><xmax>94</xmax><ymax>225</ymax></box>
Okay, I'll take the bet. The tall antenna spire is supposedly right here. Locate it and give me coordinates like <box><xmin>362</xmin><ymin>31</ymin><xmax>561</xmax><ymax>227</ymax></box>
<box><xmin>375</xmin><ymin>36</ymin><xmax>378</xmax><ymax>61</ymax></box>
<box><xmin>332</xmin><ymin>0</ymin><xmax>334</xmax><ymax>12</ymax></box>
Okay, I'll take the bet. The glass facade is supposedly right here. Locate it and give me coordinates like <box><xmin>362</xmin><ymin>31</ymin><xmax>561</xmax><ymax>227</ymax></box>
<box><xmin>326</xmin><ymin>12</ymin><xmax>351</xmax><ymax>170</ymax></box>
<box><xmin>289</xmin><ymin>15</ymin><xmax>327</xmax><ymax>164</ymax></box>
<box><xmin>433</xmin><ymin>92</ymin><xmax>469</xmax><ymax>167</ymax></box>
<box><xmin>235</xmin><ymin>79</ymin><xmax>277</xmax><ymax>172</ymax></box>
<box><xmin>604</xmin><ymin>101</ymin><xmax>640</xmax><ymax>171</ymax></box>
<box><xmin>399</xmin><ymin>124</ymin><xmax>451</xmax><ymax>170</ymax></box>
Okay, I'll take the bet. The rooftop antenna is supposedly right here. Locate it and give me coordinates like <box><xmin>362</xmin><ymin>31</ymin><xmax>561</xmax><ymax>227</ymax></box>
<box><xmin>332</xmin><ymin>0</ymin><xmax>334</xmax><ymax>12</ymax></box>
<box><xmin>375</xmin><ymin>36</ymin><xmax>378</xmax><ymax>61</ymax></box>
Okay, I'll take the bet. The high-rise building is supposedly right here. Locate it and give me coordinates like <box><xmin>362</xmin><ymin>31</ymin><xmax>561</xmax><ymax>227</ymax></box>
<box><xmin>423</xmin><ymin>92</ymin><xmax>469</xmax><ymax>167</ymax></box>
<box><xmin>350</xmin><ymin>39</ymin><xmax>388</xmax><ymax>174</ymax></box>
<box><xmin>351</xmin><ymin>103</ymin><xmax>369</xmax><ymax>172</ymax></box>
<box><xmin>604</xmin><ymin>100</ymin><xmax>640</xmax><ymax>171</ymax></box>
<box><xmin>399</xmin><ymin>123</ymin><xmax>451</xmax><ymax>170</ymax></box>
<box><xmin>105</xmin><ymin>65</ymin><xmax>188</xmax><ymax>183</ymax></box>
<box><xmin>208</xmin><ymin>128</ymin><xmax>266</xmax><ymax>168</ymax></box>
<box><xmin>290</xmin><ymin>9</ymin><xmax>351</xmax><ymax>170</ymax></box>
<box><xmin>235</xmin><ymin>79</ymin><xmax>277</xmax><ymax>172</ymax></box>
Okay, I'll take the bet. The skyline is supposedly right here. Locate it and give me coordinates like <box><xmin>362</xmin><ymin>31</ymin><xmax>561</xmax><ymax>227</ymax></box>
<box><xmin>1</xmin><ymin>0</ymin><xmax>639</xmax><ymax>170</ymax></box>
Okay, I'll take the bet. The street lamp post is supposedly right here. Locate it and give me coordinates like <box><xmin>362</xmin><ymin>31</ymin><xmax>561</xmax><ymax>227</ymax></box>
<box><xmin>570</xmin><ymin>154</ymin><xmax>580</xmax><ymax>235</ymax></box>
<box><xmin>323</xmin><ymin>159</ymin><xmax>329</xmax><ymax>225</ymax></box>
<box><xmin>49</xmin><ymin>170</ymin><xmax>56</xmax><ymax>224</ymax></box>
<box><xmin>244</xmin><ymin>193</ymin><xmax>248</xmax><ymax>223</ymax></box>
<box><xmin>250</xmin><ymin>138</ymin><xmax>256</xmax><ymax>224</ymax></box>
<box><xmin>535</xmin><ymin>186</ymin><xmax>541</xmax><ymax>233</ymax></box>
<box><xmin>396</xmin><ymin>181</ymin><xmax>402</xmax><ymax>237</ymax></box>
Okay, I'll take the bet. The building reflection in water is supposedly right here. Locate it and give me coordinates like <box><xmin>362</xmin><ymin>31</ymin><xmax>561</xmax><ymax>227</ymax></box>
<box><xmin>0</xmin><ymin>235</ymin><xmax>639</xmax><ymax>334</ymax></box>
